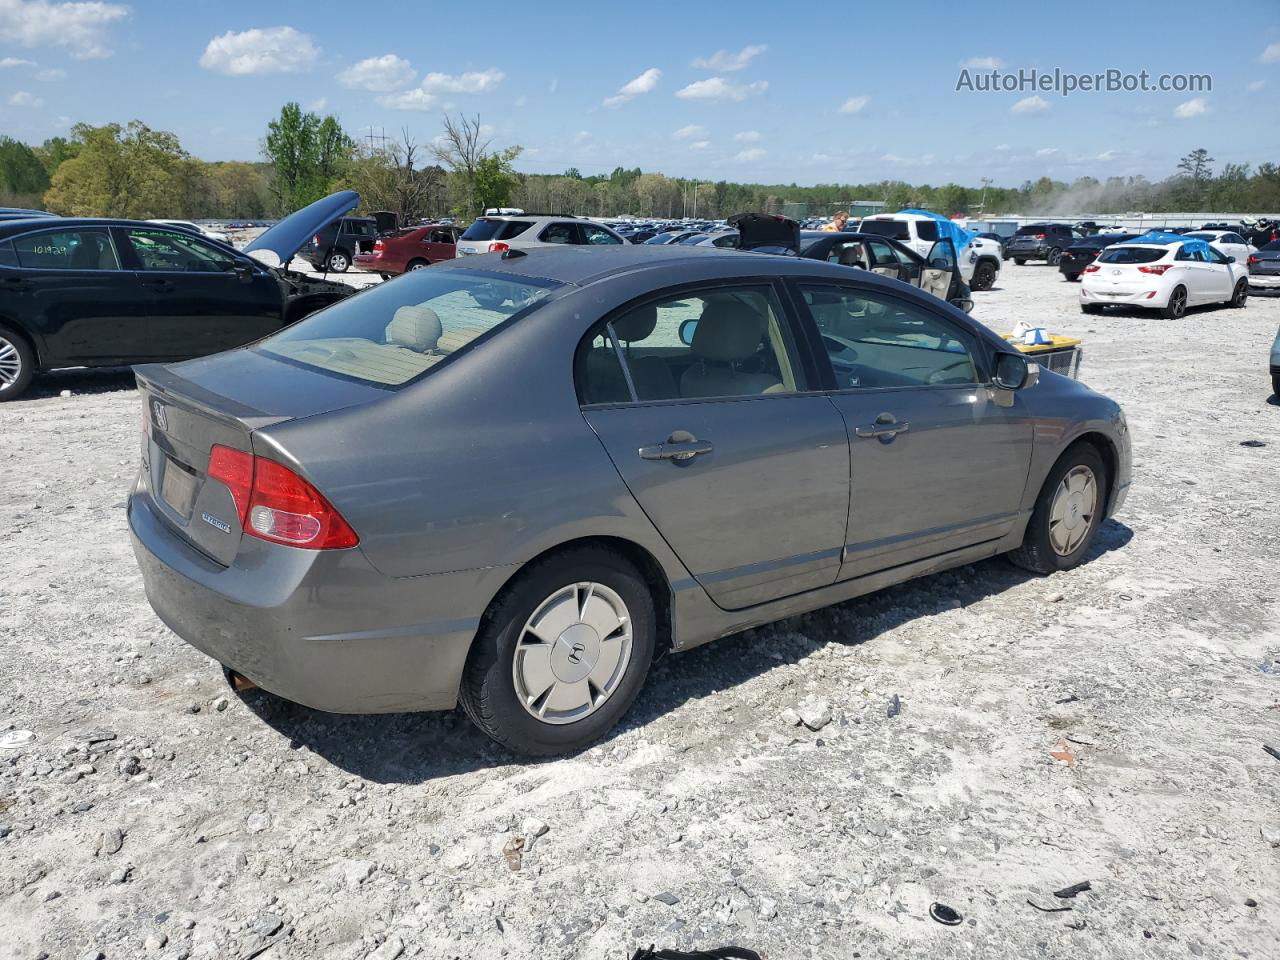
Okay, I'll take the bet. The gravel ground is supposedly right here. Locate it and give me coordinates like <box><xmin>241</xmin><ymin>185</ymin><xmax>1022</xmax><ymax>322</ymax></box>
<box><xmin>1</xmin><ymin>261</ymin><xmax>1278</xmax><ymax>960</ymax></box>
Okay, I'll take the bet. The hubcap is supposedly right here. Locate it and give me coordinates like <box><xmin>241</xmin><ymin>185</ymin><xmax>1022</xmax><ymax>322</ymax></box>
<box><xmin>1171</xmin><ymin>289</ymin><xmax>1185</xmax><ymax>314</ymax></box>
<box><xmin>1048</xmin><ymin>465</ymin><xmax>1098</xmax><ymax>557</ymax></box>
<box><xmin>512</xmin><ymin>582</ymin><xmax>633</xmax><ymax>724</ymax></box>
<box><xmin>330</xmin><ymin>255</ymin><xmax>348</xmax><ymax>270</ymax></box>
<box><xmin>0</xmin><ymin>336</ymin><xmax>21</xmax><ymax>388</ymax></box>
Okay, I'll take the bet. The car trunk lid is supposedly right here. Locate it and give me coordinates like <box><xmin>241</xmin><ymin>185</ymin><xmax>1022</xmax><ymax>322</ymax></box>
<box><xmin>135</xmin><ymin>352</ymin><xmax>388</xmax><ymax>565</ymax></box>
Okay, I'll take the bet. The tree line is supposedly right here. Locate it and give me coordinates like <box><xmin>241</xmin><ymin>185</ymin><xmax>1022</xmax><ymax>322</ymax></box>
<box><xmin>3</xmin><ymin>111</ymin><xmax>1277</xmax><ymax>223</ymax></box>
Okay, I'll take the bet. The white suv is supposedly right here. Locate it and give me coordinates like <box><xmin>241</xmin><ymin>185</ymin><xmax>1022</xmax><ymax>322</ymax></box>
<box><xmin>859</xmin><ymin>212</ymin><xmax>1003</xmax><ymax>291</ymax></box>
<box><xmin>456</xmin><ymin>215</ymin><xmax>626</xmax><ymax>256</ymax></box>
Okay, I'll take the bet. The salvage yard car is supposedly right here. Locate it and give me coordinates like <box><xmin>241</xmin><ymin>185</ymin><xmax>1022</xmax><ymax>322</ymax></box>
<box><xmin>129</xmin><ymin>244</ymin><xmax>1131</xmax><ymax>755</ymax></box>
<box><xmin>456</xmin><ymin>214</ymin><xmax>625</xmax><ymax>256</ymax></box>
<box><xmin>353</xmin><ymin>223</ymin><xmax>460</xmax><ymax>278</ymax></box>
<box><xmin>1058</xmin><ymin>233</ymin><xmax>1139</xmax><ymax>282</ymax></box>
<box><xmin>1080</xmin><ymin>232</ymin><xmax>1250</xmax><ymax>318</ymax></box>
<box><xmin>1005</xmin><ymin>223</ymin><xmax>1080</xmax><ymax>266</ymax></box>
<box><xmin>859</xmin><ymin>211</ymin><xmax>1002</xmax><ymax>290</ymax></box>
<box><xmin>1248</xmin><ymin>239</ymin><xmax>1280</xmax><ymax>293</ymax></box>
<box><xmin>0</xmin><ymin>192</ymin><xmax>360</xmax><ymax>400</ymax></box>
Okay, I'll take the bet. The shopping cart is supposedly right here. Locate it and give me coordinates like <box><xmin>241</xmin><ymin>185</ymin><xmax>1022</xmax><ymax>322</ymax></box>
<box><xmin>1001</xmin><ymin>334</ymin><xmax>1083</xmax><ymax>379</ymax></box>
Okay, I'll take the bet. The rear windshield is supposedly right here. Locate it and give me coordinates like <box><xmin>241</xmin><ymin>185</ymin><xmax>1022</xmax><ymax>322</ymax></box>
<box><xmin>859</xmin><ymin>220</ymin><xmax>910</xmax><ymax>241</ymax></box>
<box><xmin>1098</xmin><ymin>246</ymin><xmax>1167</xmax><ymax>264</ymax></box>
<box><xmin>1183</xmin><ymin>232</ymin><xmax>1216</xmax><ymax>241</ymax></box>
<box><xmin>1261</xmin><ymin>239</ymin><xmax>1280</xmax><ymax>252</ymax></box>
<box><xmin>460</xmin><ymin>219</ymin><xmax>532</xmax><ymax>241</ymax></box>
<box><xmin>257</xmin><ymin>270</ymin><xmax>559</xmax><ymax>387</ymax></box>
<box><xmin>1014</xmin><ymin>225</ymin><xmax>1052</xmax><ymax>236</ymax></box>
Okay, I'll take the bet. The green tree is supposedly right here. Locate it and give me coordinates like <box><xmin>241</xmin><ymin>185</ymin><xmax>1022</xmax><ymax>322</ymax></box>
<box><xmin>43</xmin><ymin>121</ymin><xmax>192</xmax><ymax>218</ymax></box>
<box><xmin>263</xmin><ymin>102</ymin><xmax>354</xmax><ymax>214</ymax></box>
<box><xmin>34</xmin><ymin>136</ymin><xmax>79</xmax><ymax>177</ymax></box>
<box><xmin>1176</xmin><ymin>148</ymin><xmax>1214</xmax><ymax>182</ymax></box>
<box><xmin>0</xmin><ymin>137</ymin><xmax>50</xmax><ymax>204</ymax></box>
<box><xmin>473</xmin><ymin>150</ymin><xmax>521</xmax><ymax>213</ymax></box>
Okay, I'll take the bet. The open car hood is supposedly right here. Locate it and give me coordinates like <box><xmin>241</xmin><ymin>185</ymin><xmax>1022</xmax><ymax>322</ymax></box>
<box><xmin>729</xmin><ymin>212</ymin><xmax>800</xmax><ymax>253</ymax></box>
<box><xmin>243</xmin><ymin>190</ymin><xmax>359</xmax><ymax>268</ymax></box>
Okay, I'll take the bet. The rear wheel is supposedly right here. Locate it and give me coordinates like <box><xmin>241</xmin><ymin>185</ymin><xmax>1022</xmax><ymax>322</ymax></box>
<box><xmin>1047</xmin><ymin>248</ymin><xmax>1062</xmax><ymax>266</ymax></box>
<box><xmin>0</xmin><ymin>326</ymin><xmax>35</xmax><ymax>402</ymax></box>
<box><xmin>1062</xmin><ymin>272</ymin><xmax>1080</xmax><ymax>283</ymax></box>
<box><xmin>1230</xmin><ymin>279</ymin><xmax>1248</xmax><ymax>308</ymax></box>
<box><xmin>971</xmin><ymin>260</ymin><xmax>997</xmax><ymax>291</ymax></box>
<box><xmin>1161</xmin><ymin>285</ymin><xmax>1187</xmax><ymax>319</ymax></box>
<box><xmin>1273</xmin><ymin>373</ymin><xmax>1280</xmax><ymax>399</ymax></box>
<box><xmin>1010</xmin><ymin>443</ymin><xmax>1107</xmax><ymax>574</ymax></box>
<box><xmin>1014</xmin><ymin>258</ymin><xmax>1027</xmax><ymax>266</ymax></box>
<box><xmin>325</xmin><ymin>250</ymin><xmax>350</xmax><ymax>273</ymax></box>
<box><xmin>459</xmin><ymin>546</ymin><xmax>656</xmax><ymax>755</ymax></box>
<box><xmin>1080</xmin><ymin>303</ymin><xmax>1103</xmax><ymax>314</ymax></box>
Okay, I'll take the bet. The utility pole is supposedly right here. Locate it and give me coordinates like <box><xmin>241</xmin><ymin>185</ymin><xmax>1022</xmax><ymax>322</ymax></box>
<box><xmin>692</xmin><ymin>180</ymin><xmax>698</xmax><ymax>218</ymax></box>
<box><xmin>978</xmin><ymin>177</ymin><xmax>992</xmax><ymax>217</ymax></box>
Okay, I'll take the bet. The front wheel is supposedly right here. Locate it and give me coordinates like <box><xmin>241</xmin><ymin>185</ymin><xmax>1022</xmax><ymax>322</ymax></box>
<box><xmin>1009</xmin><ymin>443</ymin><xmax>1107</xmax><ymax>574</ymax></box>
<box><xmin>1230</xmin><ymin>279</ymin><xmax>1248</xmax><ymax>308</ymax></box>
<box><xmin>1273</xmin><ymin>373</ymin><xmax>1280</xmax><ymax>399</ymax></box>
<box><xmin>407</xmin><ymin>259</ymin><xmax>430</xmax><ymax>271</ymax></box>
<box><xmin>971</xmin><ymin>260</ymin><xmax>997</xmax><ymax>291</ymax></box>
<box><xmin>460</xmin><ymin>546</ymin><xmax>656</xmax><ymax>755</ymax></box>
<box><xmin>0</xmin><ymin>327</ymin><xmax>35</xmax><ymax>401</ymax></box>
<box><xmin>1161</xmin><ymin>285</ymin><xmax>1187</xmax><ymax>319</ymax></box>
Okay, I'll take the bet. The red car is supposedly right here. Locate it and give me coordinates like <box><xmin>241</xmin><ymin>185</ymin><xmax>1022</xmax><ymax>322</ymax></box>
<box><xmin>354</xmin><ymin>224</ymin><xmax>460</xmax><ymax>277</ymax></box>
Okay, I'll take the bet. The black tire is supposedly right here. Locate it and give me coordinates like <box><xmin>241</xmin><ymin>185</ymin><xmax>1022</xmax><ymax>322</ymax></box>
<box><xmin>1230</xmin><ymin>279</ymin><xmax>1248</xmax><ymax>308</ymax></box>
<box><xmin>1273</xmin><ymin>373</ymin><xmax>1280</xmax><ymax>399</ymax></box>
<box><xmin>378</xmin><ymin>273</ymin><xmax>392</xmax><ymax>280</ymax></box>
<box><xmin>459</xmin><ymin>546</ymin><xmax>656</xmax><ymax>756</ymax></box>
<box><xmin>1161</xmin><ymin>285</ymin><xmax>1187</xmax><ymax>319</ymax></box>
<box><xmin>971</xmin><ymin>260</ymin><xmax>997</xmax><ymax>291</ymax></box>
<box><xmin>1009</xmin><ymin>442</ymin><xmax>1107</xmax><ymax>575</ymax></box>
<box><xmin>1014</xmin><ymin>258</ymin><xmax>1027</xmax><ymax>266</ymax></box>
<box><xmin>1081</xmin><ymin>303</ymin><xmax>1103</xmax><ymax>314</ymax></box>
<box><xmin>1046</xmin><ymin>248</ymin><xmax>1062</xmax><ymax>266</ymax></box>
<box><xmin>406</xmin><ymin>259</ymin><xmax>430</xmax><ymax>271</ymax></box>
<box><xmin>325</xmin><ymin>250</ymin><xmax>350</xmax><ymax>273</ymax></box>
<box><xmin>1062</xmin><ymin>272</ymin><xmax>1080</xmax><ymax>283</ymax></box>
<box><xmin>0</xmin><ymin>325</ymin><xmax>36</xmax><ymax>402</ymax></box>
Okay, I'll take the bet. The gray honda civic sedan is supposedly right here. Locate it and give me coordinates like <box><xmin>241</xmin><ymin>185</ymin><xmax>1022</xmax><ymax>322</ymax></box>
<box><xmin>129</xmin><ymin>245</ymin><xmax>1130</xmax><ymax>754</ymax></box>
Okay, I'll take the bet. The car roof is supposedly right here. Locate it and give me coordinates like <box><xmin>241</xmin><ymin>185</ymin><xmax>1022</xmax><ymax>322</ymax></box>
<box><xmin>431</xmin><ymin>242</ymin><xmax>931</xmax><ymax>289</ymax></box>
<box><xmin>0</xmin><ymin>216</ymin><xmax>167</xmax><ymax>237</ymax></box>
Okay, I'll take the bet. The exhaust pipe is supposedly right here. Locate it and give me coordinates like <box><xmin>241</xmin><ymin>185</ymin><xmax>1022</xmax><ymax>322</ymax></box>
<box><xmin>222</xmin><ymin>665</ymin><xmax>257</xmax><ymax>692</ymax></box>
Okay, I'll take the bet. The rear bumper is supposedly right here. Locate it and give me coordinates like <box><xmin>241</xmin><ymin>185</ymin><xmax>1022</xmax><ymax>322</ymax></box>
<box><xmin>1247</xmin><ymin>273</ymin><xmax>1280</xmax><ymax>288</ymax></box>
<box><xmin>128</xmin><ymin>484</ymin><xmax>490</xmax><ymax>714</ymax></box>
<box><xmin>1080</xmin><ymin>284</ymin><xmax>1162</xmax><ymax>307</ymax></box>
<box><xmin>353</xmin><ymin>254</ymin><xmax>393</xmax><ymax>273</ymax></box>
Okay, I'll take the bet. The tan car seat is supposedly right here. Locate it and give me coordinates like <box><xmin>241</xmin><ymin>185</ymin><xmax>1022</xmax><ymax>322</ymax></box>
<box><xmin>679</xmin><ymin>299</ymin><xmax>782</xmax><ymax>398</ymax></box>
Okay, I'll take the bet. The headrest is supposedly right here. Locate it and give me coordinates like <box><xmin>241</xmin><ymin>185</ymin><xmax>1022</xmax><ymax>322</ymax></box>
<box><xmin>386</xmin><ymin>305</ymin><xmax>442</xmax><ymax>352</ymax></box>
<box><xmin>692</xmin><ymin>299</ymin><xmax>766</xmax><ymax>362</ymax></box>
<box><xmin>838</xmin><ymin>243</ymin><xmax>864</xmax><ymax>267</ymax></box>
<box><xmin>612</xmin><ymin>305</ymin><xmax>657</xmax><ymax>342</ymax></box>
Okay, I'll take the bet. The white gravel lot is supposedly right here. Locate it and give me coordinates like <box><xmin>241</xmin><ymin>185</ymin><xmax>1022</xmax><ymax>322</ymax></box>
<box><xmin>1</xmin><ymin>261</ymin><xmax>1278</xmax><ymax>960</ymax></box>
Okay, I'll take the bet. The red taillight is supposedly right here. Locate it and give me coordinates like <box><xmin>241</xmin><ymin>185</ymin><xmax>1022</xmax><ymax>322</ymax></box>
<box><xmin>1083</xmin><ymin>264</ymin><xmax>1100</xmax><ymax>273</ymax></box>
<box><xmin>1248</xmin><ymin>255</ymin><xmax>1260</xmax><ymax>266</ymax></box>
<box><xmin>374</xmin><ymin>239</ymin><xmax>384</xmax><ymax>251</ymax></box>
<box><xmin>1138</xmin><ymin>264</ymin><xmax>1171</xmax><ymax>275</ymax></box>
<box><xmin>207</xmin><ymin>445</ymin><xmax>358</xmax><ymax>550</ymax></box>
<box><xmin>488</xmin><ymin>241</ymin><xmax>509</xmax><ymax>253</ymax></box>
<box><xmin>313</xmin><ymin>234</ymin><xmax>321</xmax><ymax>246</ymax></box>
<box><xmin>1035</xmin><ymin>233</ymin><xmax>1046</xmax><ymax>239</ymax></box>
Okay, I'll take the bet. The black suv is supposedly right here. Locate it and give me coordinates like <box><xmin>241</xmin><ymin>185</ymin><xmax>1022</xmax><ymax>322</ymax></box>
<box><xmin>1006</xmin><ymin>223</ymin><xmax>1080</xmax><ymax>266</ymax></box>
<box><xmin>299</xmin><ymin>216</ymin><xmax>378</xmax><ymax>273</ymax></box>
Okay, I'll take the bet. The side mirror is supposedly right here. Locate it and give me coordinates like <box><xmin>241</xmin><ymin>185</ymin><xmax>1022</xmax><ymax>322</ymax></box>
<box><xmin>1227</xmin><ymin>255</ymin><xmax>1236</xmax><ymax>263</ymax></box>
<box><xmin>679</xmin><ymin>318</ymin><xmax>698</xmax><ymax>346</ymax></box>
<box><xmin>949</xmin><ymin>297</ymin><xmax>975</xmax><ymax>314</ymax></box>
<box><xmin>994</xmin><ymin>352</ymin><xmax>1039</xmax><ymax>390</ymax></box>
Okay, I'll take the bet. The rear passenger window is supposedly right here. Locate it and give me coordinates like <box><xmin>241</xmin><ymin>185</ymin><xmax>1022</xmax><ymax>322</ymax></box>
<box><xmin>915</xmin><ymin>221</ymin><xmax>939</xmax><ymax>242</ymax></box>
<box><xmin>14</xmin><ymin>229</ymin><xmax>119</xmax><ymax>270</ymax></box>
<box><xmin>801</xmin><ymin>285</ymin><xmax>979</xmax><ymax>389</ymax></box>
<box><xmin>581</xmin><ymin>225</ymin><xmax>622</xmax><ymax>245</ymax></box>
<box><xmin>0</xmin><ymin>241</ymin><xmax>15</xmax><ymax>268</ymax></box>
<box><xmin>578</xmin><ymin>287</ymin><xmax>807</xmax><ymax>404</ymax></box>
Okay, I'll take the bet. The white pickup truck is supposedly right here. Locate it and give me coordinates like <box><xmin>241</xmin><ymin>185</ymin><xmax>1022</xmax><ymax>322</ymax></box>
<box><xmin>859</xmin><ymin>212</ymin><xmax>1003</xmax><ymax>291</ymax></box>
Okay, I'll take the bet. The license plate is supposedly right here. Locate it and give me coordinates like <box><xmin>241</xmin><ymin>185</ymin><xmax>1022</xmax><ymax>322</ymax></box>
<box><xmin>161</xmin><ymin>458</ymin><xmax>198</xmax><ymax>518</ymax></box>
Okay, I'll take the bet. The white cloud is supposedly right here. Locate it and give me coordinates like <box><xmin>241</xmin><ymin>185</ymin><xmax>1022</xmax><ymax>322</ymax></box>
<box><xmin>1036</xmin><ymin>147</ymin><xmax>1057</xmax><ymax>157</ymax></box>
<box><xmin>690</xmin><ymin>140</ymin><xmax>709</xmax><ymax>150</ymax></box>
<box><xmin>1248</xmin><ymin>79</ymin><xmax>1265</xmax><ymax>92</ymax></box>
<box><xmin>733</xmin><ymin>130</ymin><xmax>761</xmax><ymax>142</ymax></box>
<box><xmin>0</xmin><ymin>0</ymin><xmax>126</xmax><ymax>59</ymax></box>
<box><xmin>692</xmin><ymin>43</ymin><xmax>767</xmax><ymax>72</ymax></box>
<box><xmin>1173</xmin><ymin>96</ymin><xmax>1208</xmax><ymax>118</ymax></box>
<box><xmin>420</xmin><ymin>68</ymin><xmax>503</xmax><ymax>94</ymax></box>
<box><xmin>8</xmin><ymin>89</ymin><xmax>44</xmax><ymax>107</ymax></box>
<box><xmin>881</xmin><ymin>152</ymin><xmax>936</xmax><ymax>166</ymax></box>
<box><xmin>673</xmin><ymin>124</ymin><xmax>706</xmax><ymax>139</ymax></box>
<box><xmin>200</xmin><ymin>26</ymin><xmax>319</xmax><ymax>76</ymax></box>
<box><xmin>573</xmin><ymin>130</ymin><xmax>591</xmax><ymax>144</ymax></box>
<box><xmin>378</xmin><ymin>88</ymin><xmax>438</xmax><ymax>111</ymax></box>
<box><xmin>337</xmin><ymin>53</ymin><xmax>414</xmax><ymax>92</ymax></box>
<box><xmin>961</xmin><ymin>56</ymin><xmax>1003</xmax><ymax>69</ymax></box>
<box><xmin>304</xmin><ymin>97</ymin><xmax>327</xmax><ymax>112</ymax></box>
<box><xmin>1011</xmin><ymin>94</ymin><xmax>1049</xmax><ymax>114</ymax></box>
<box><xmin>0</xmin><ymin>56</ymin><xmax>34</xmax><ymax>67</ymax></box>
<box><xmin>1261</xmin><ymin>42</ymin><xmax>1280</xmax><ymax>64</ymax></box>
<box><xmin>1094</xmin><ymin>149</ymin><xmax>1120</xmax><ymax>162</ymax></box>
<box><xmin>676</xmin><ymin>76</ymin><xmax>767</xmax><ymax>102</ymax></box>
<box><xmin>733</xmin><ymin>147</ymin><xmax>765</xmax><ymax>163</ymax></box>
<box><xmin>837</xmin><ymin>95</ymin><xmax>870</xmax><ymax>114</ymax></box>
<box><xmin>35</xmin><ymin>66</ymin><xmax>64</xmax><ymax>80</ymax></box>
<box><xmin>603</xmin><ymin>66</ymin><xmax>660</xmax><ymax>107</ymax></box>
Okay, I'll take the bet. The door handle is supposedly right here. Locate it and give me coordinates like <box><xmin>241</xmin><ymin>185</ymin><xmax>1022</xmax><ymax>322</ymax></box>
<box><xmin>854</xmin><ymin>414</ymin><xmax>909</xmax><ymax>439</ymax></box>
<box><xmin>639</xmin><ymin>431</ymin><xmax>714</xmax><ymax>461</ymax></box>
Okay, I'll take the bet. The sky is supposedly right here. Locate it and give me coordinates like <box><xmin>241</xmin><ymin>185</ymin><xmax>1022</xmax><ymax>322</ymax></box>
<box><xmin>1</xmin><ymin>0</ymin><xmax>1279</xmax><ymax>188</ymax></box>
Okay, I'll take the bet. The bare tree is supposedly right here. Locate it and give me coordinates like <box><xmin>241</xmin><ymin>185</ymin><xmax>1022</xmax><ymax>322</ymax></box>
<box><xmin>432</xmin><ymin>113</ymin><xmax>491</xmax><ymax>214</ymax></box>
<box><xmin>389</xmin><ymin>128</ymin><xmax>441</xmax><ymax>223</ymax></box>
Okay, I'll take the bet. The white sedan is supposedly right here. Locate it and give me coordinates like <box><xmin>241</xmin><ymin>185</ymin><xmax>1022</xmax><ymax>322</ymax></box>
<box><xmin>1182</xmin><ymin>229</ymin><xmax>1257</xmax><ymax>266</ymax></box>
<box><xmin>1080</xmin><ymin>237</ymin><xmax>1250</xmax><ymax>318</ymax></box>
